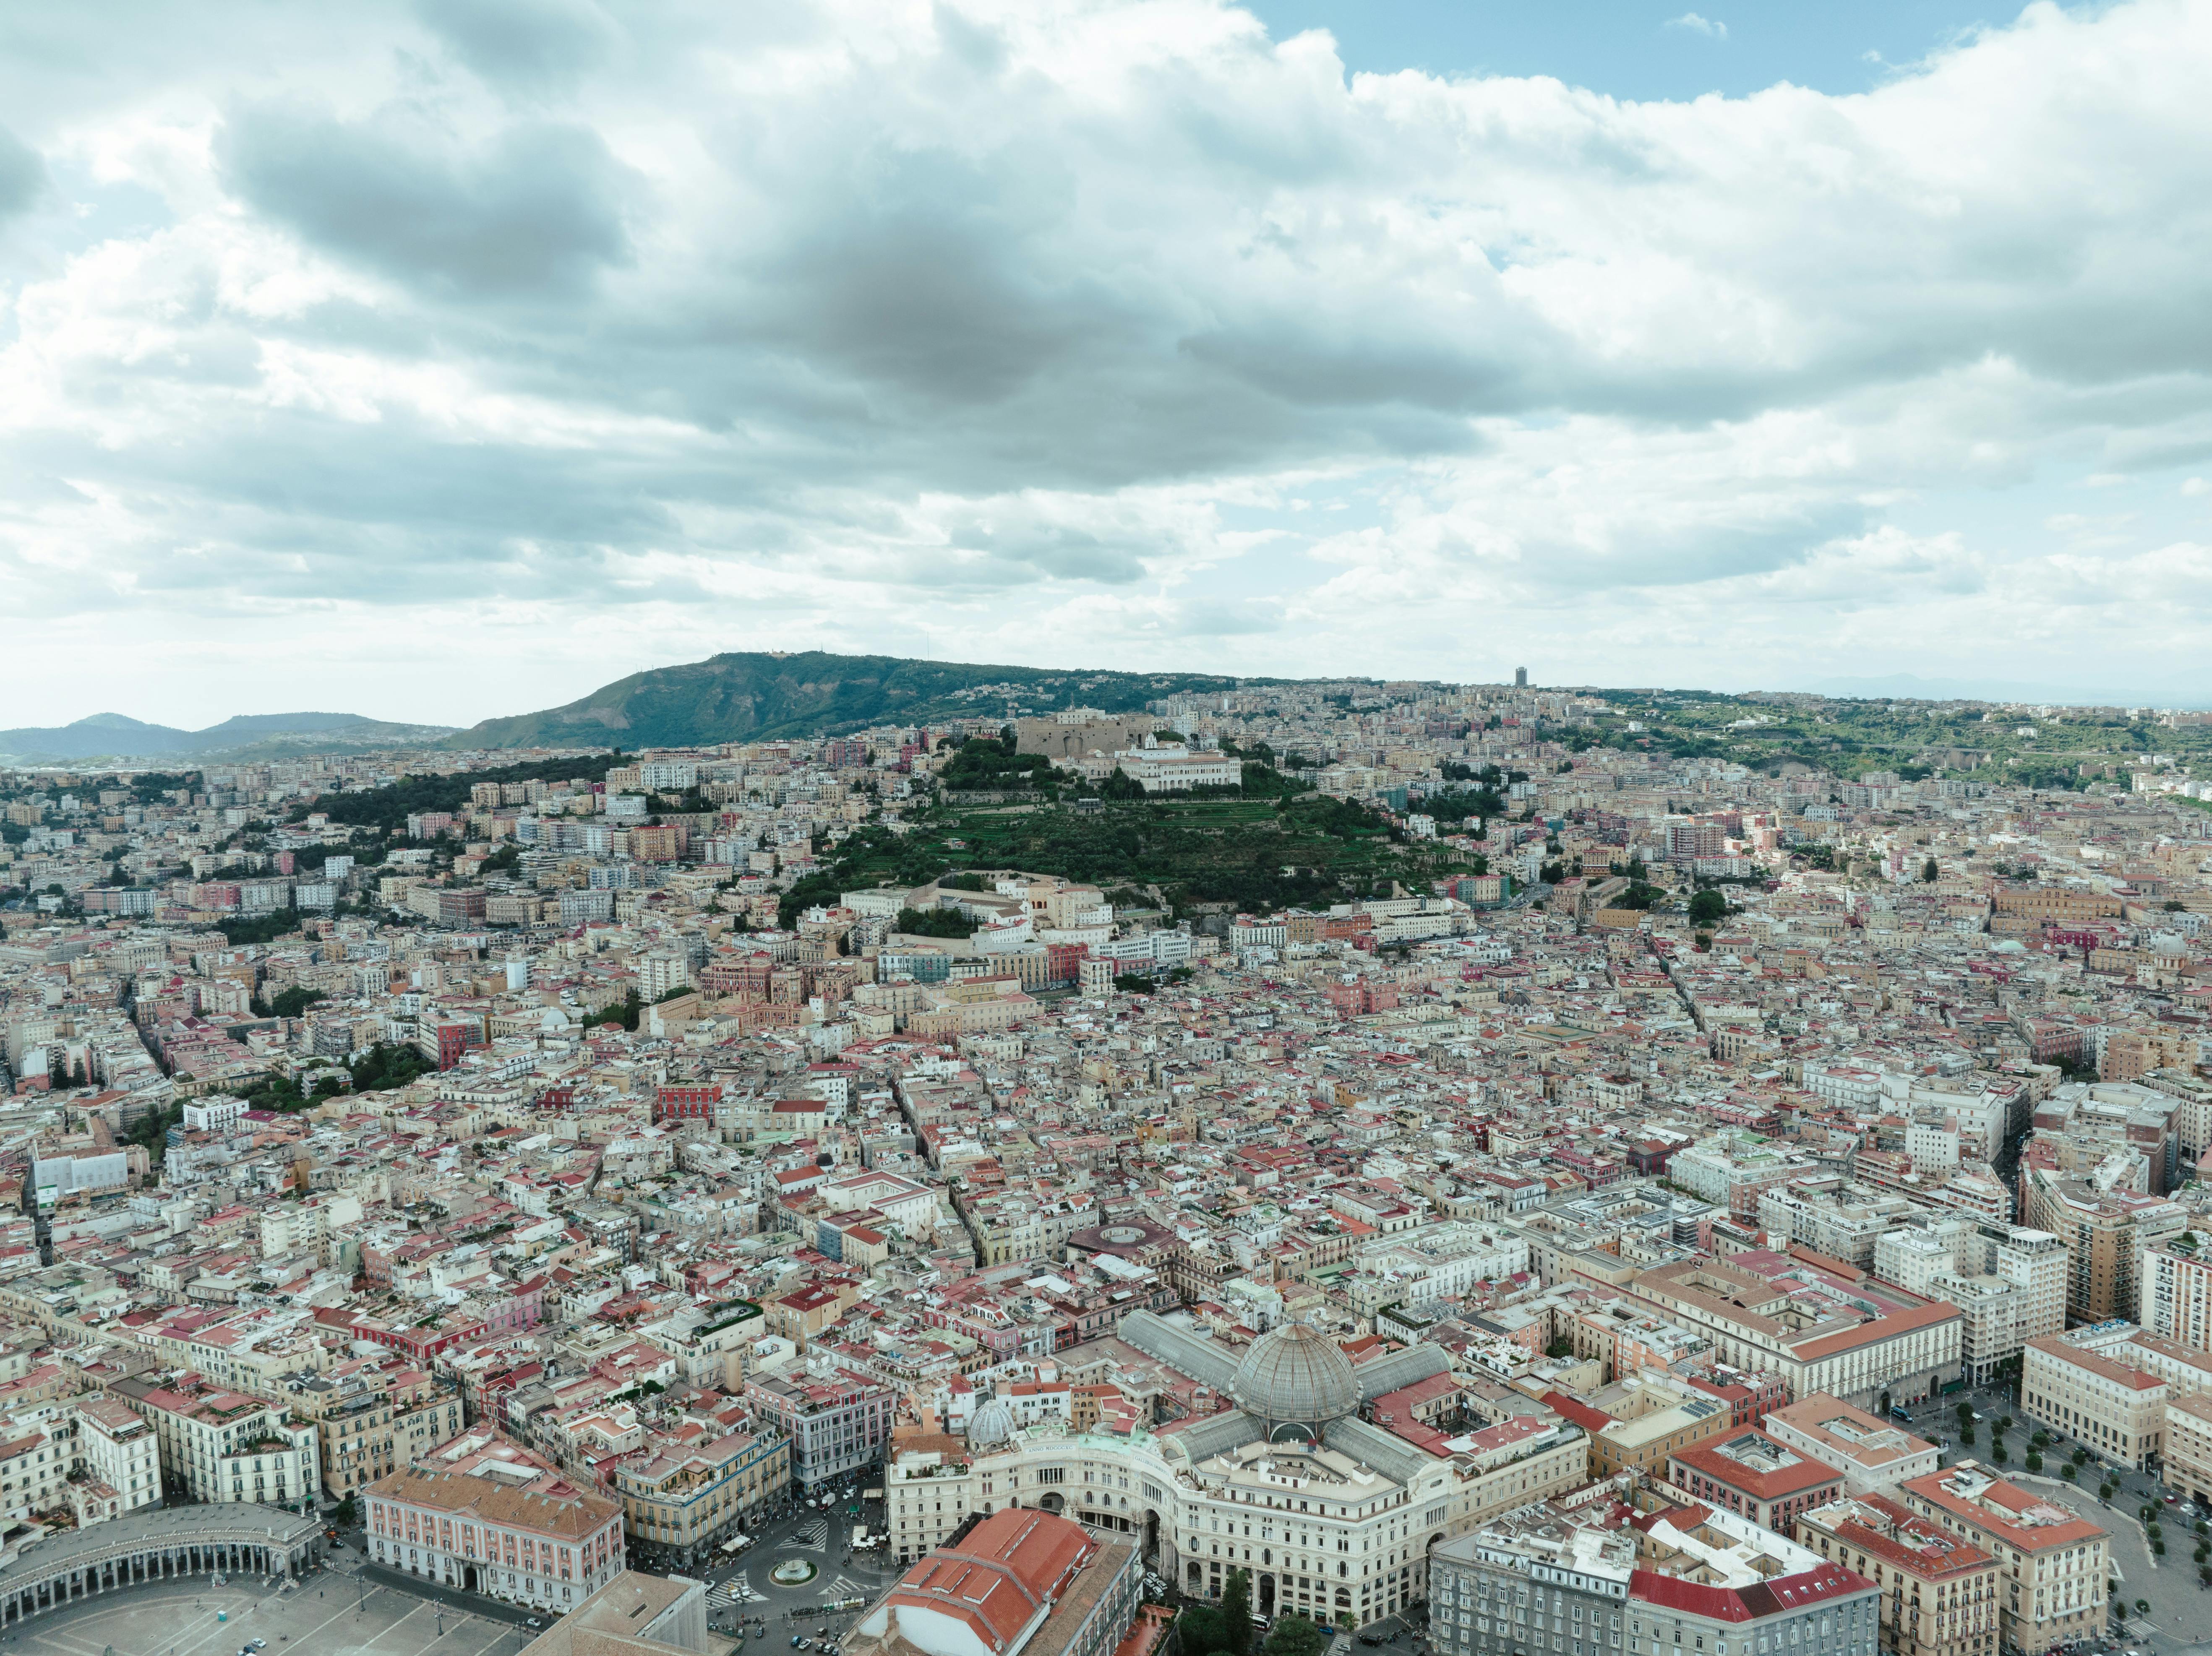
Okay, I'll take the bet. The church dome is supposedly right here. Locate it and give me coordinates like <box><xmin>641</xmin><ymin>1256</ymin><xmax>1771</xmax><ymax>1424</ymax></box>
<box><xmin>1230</xmin><ymin>1322</ymin><xmax>1360</xmax><ymax>1432</ymax></box>
<box><xmin>968</xmin><ymin>1393</ymin><xmax>1015</xmax><ymax>1448</ymax></box>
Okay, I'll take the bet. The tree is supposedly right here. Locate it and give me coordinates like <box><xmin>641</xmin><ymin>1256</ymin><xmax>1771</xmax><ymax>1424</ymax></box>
<box><xmin>333</xmin><ymin>1495</ymin><xmax>358</xmax><ymax>1528</ymax></box>
<box><xmin>1687</xmin><ymin>889</ymin><xmax>1727</xmax><ymax>927</ymax></box>
<box><xmin>1922</xmin><ymin>857</ymin><xmax>1939</xmax><ymax>882</ymax></box>
<box><xmin>1179</xmin><ymin>1609</ymin><xmax>1233</xmax><ymax>1656</ymax></box>
<box><xmin>1221</xmin><ymin>1570</ymin><xmax>1255</xmax><ymax>1656</ymax></box>
<box><xmin>1263</xmin><ymin>1617</ymin><xmax>1325</xmax><ymax>1656</ymax></box>
<box><xmin>2025</xmin><ymin>1450</ymin><xmax>2043</xmax><ymax>1473</ymax></box>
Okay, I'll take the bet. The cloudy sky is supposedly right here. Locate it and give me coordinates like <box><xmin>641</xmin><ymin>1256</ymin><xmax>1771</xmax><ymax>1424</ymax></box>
<box><xmin>3</xmin><ymin>0</ymin><xmax>2210</xmax><ymax>729</ymax></box>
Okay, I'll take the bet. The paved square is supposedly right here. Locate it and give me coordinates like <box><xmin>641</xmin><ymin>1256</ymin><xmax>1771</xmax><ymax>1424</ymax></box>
<box><xmin>10</xmin><ymin>1570</ymin><xmax>539</xmax><ymax>1656</ymax></box>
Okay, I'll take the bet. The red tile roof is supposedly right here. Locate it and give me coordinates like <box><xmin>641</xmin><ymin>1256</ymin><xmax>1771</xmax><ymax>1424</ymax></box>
<box><xmin>872</xmin><ymin>1508</ymin><xmax>1098</xmax><ymax>1655</ymax></box>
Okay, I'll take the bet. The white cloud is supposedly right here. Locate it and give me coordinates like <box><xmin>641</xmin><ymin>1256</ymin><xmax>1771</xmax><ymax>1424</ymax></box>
<box><xmin>1666</xmin><ymin>13</ymin><xmax>1728</xmax><ymax>40</ymax></box>
<box><xmin>2</xmin><ymin>0</ymin><xmax>2212</xmax><ymax>721</ymax></box>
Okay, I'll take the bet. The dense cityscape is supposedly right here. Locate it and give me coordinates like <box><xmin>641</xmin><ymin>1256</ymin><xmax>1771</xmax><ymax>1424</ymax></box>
<box><xmin>2</xmin><ymin>667</ymin><xmax>2211</xmax><ymax>1656</ymax></box>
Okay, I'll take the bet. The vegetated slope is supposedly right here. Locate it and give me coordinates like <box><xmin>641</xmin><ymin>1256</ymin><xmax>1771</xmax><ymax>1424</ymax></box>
<box><xmin>781</xmin><ymin>794</ymin><xmax>1482</xmax><ymax>925</ymax></box>
<box><xmin>0</xmin><ymin>711</ymin><xmax>456</xmax><ymax>763</ymax></box>
<box><xmin>293</xmin><ymin>754</ymin><xmax>615</xmax><ymax>833</ymax></box>
<box><xmin>448</xmin><ymin>650</ymin><xmax>1275</xmax><ymax>750</ymax></box>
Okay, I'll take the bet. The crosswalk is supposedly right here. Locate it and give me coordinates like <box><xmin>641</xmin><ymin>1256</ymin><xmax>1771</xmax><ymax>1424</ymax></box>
<box><xmin>789</xmin><ymin>1519</ymin><xmax>829</xmax><ymax>1552</ymax></box>
<box><xmin>709</xmin><ymin>1572</ymin><xmax>765</xmax><ymax>1607</ymax></box>
<box><xmin>827</xmin><ymin>1575</ymin><xmax>871</xmax><ymax>1602</ymax></box>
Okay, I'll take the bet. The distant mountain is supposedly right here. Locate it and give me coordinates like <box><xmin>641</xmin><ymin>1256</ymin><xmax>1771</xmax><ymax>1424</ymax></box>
<box><xmin>0</xmin><ymin>711</ymin><xmax>457</xmax><ymax>765</ymax></box>
<box><xmin>1800</xmin><ymin>672</ymin><xmax>2212</xmax><ymax>708</ymax></box>
<box><xmin>448</xmin><ymin>650</ymin><xmax>1277</xmax><ymax>750</ymax></box>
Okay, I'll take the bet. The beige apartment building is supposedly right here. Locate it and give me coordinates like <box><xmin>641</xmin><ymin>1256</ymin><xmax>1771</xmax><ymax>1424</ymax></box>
<box><xmin>1763</xmin><ymin>1393</ymin><xmax>1941</xmax><ymax>1493</ymax></box>
<box><xmin>1797</xmin><ymin>1492</ymin><xmax>1999</xmax><ymax>1656</ymax></box>
<box><xmin>1897</xmin><ymin>1462</ymin><xmax>2108</xmax><ymax>1655</ymax></box>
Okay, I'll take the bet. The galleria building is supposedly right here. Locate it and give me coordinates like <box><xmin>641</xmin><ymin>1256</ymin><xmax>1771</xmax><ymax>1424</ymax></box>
<box><xmin>886</xmin><ymin>1313</ymin><xmax>1589</xmax><ymax>1627</ymax></box>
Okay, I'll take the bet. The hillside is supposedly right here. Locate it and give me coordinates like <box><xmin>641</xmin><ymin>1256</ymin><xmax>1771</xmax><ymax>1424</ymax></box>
<box><xmin>448</xmin><ymin>651</ymin><xmax>1273</xmax><ymax>750</ymax></box>
<box><xmin>0</xmin><ymin>711</ymin><xmax>456</xmax><ymax>765</ymax></box>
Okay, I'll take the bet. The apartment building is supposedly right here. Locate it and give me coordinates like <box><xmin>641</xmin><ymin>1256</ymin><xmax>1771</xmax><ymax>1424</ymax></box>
<box><xmin>611</xmin><ymin>1427</ymin><xmax>790</xmax><ymax>1555</ymax></box>
<box><xmin>1895</xmin><ymin>1463</ymin><xmax>2108</xmax><ymax>1653</ymax></box>
<box><xmin>2143</xmin><ymin>1234</ymin><xmax>2212</xmax><ymax>1352</ymax></box>
<box><xmin>1934</xmin><ymin>1229</ymin><xmax>2066</xmax><ymax>1386</ymax></box>
<box><xmin>117</xmin><ymin>1377</ymin><xmax>320</xmax><ymax>1507</ymax></box>
<box><xmin>2162</xmin><ymin>1394</ymin><xmax>2212</xmax><ymax>1507</ymax></box>
<box><xmin>1667</xmin><ymin>1429</ymin><xmax>1844</xmax><ymax>1532</ymax></box>
<box><xmin>0</xmin><ymin>1413</ymin><xmax>72</xmax><ymax>1521</ymax></box>
<box><xmin>285</xmin><ymin>1364</ymin><xmax>465</xmax><ymax>1501</ymax></box>
<box><xmin>887</xmin><ymin>1437</ymin><xmax>977</xmax><ymax>1563</ymax></box>
<box><xmin>1763</xmin><ymin>1395</ymin><xmax>1940</xmax><ymax>1495</ymax></box>
<box><xmin>1758</xmin><ymin>1179</ymin><xmax>1918</xmax><ymax>1269</ymax></box>
<box><xmin>745</xmin><ymin>1365</ymin><xmax>895</xmax><ymax>1488</ymax></box>
<box><xmin>1430</xmin><ymin>1496</ymin><xmax>1878</xmax><ymax>1656</ymax></box>
<box><xmin>76</xmin><ymin>1396</ymin><xmax>161</xmax><ymax>1516</ymax></box>
<box><xmin>1796</xmin><ymin>1493</ymin><xmax>1998</xmax><ymax>1656</ymax></box>
<box><xmin>1542</xmin><ymin>1375</ymin><xmax>1737</xmax><ymax>1478</ymax></box>
<box><xmin>367</xmin><ymin>1465</ymin><xmax>626</xmax><ymax>1615</ymax></box>
<box><xmin>2019</xmin><ymin>1170</ymin><xmax>2183</xmax><ymax>1325</ymax></box>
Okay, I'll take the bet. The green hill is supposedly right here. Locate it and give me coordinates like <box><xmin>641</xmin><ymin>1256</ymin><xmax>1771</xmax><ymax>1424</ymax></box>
<box><xmin>448</xmin><ymin>650</ymin><xmax>1275</xmax><ymax>750</ymax></box>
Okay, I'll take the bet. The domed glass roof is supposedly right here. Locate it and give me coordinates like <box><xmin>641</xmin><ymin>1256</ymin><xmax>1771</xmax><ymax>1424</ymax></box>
<box><xmin>1229</xmin><ymin>1321</ymin><xmax>1360</xmax><ymax>1429</ymax></box>
<box><xmin>967</xmin><ymin>1393</ymin><xmax>1015</xmax><ymax>1447</ymax></box>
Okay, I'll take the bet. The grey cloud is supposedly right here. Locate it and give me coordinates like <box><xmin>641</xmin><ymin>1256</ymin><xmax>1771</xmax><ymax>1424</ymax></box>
<box><xmin>0</xmin><ymin>124</ymin><xmax>46</xmax><ymax>219</ymax></box>
<box><xmin>743</xmin><ymin>146</ymin><xmax>1106</xmax><ymax>408</ymax></box>
<box><xmin>414</xmin><ymin>0</ymin><xmax>618</xmax><ymax>96</ymax></box>
<box><xmin>17</xmin><ymin>0</ymin><xmax>2212</xmax><ymax>683</ymax></box>
<box><xmin>218</xmin><ymin>102</ymin><xmax>634</xmax><ymax>297</ymax></box>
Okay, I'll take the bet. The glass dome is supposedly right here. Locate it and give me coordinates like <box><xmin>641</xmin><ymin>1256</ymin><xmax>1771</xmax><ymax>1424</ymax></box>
<box><xmin>967</xmin><ymin>1392</ymin><xmax>1016</xmax><ymax>1447</ymax></box>
<box><xmin>1229</xmin><ymin>1321</ymin><xmax>1360</xmax><ymax>1434</ymax></box>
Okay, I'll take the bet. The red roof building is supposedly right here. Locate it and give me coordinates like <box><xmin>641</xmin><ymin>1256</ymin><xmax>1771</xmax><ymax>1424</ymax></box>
<box><xmin>851</xmin><ymin>1508</ymin><xmax>1140</xmax><ymax>1656</ymax></box>
<box><xmin>1669</xmin><ymin>1430</ymin><xmax>1844</xmax><ymax>1533</ymax></box>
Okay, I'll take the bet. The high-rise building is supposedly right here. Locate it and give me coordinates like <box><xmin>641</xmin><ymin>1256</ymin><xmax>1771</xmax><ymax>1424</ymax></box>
<box><xmin>2144</xmin><ymin>1232</ymin><xmax>2212</xmax><ymax>1349</ymax></box>
<box><xmin>1514</xmin><ymin>667</ymin><xmax>1529</xmax><ymax>687</ymax></box>
<box><xmin>2019</xmin><ymin>1168</ymin><xmax>2184</xmax><ymax>1324</ymax></box>
<box><xmin>1918</xmin><ymin>1224</ymin><xmax>2067</xmax><ymax>1386</ymax></box>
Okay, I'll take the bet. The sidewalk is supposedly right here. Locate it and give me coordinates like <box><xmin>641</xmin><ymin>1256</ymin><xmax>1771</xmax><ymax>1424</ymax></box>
<box><xmin>353</xmin><ymin>1561</ymin><xmax>544</xmax><ymax>1628</ymax></box>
